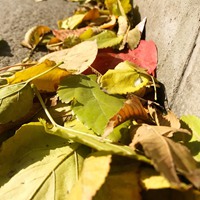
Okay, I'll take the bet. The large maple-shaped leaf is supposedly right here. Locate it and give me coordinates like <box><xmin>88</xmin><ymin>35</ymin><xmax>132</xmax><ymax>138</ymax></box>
<box><xmin>130</xmin><ymin>124</ymin><xmax>200</xmax><ymax>188</ymax></box>
<box><xmin>0</xmin><ymin>122</ymin><xmax>91</xmax><ymax>199</ymax></box>
<box><xmin>57</xmin><ymin>74</ymin><xmax>125</xmax><ymax>135</ymax></box>
<box><xmin>0</xmin><ymin>82</ymin><xmax>34</xmax><ymax>124</ymax></box>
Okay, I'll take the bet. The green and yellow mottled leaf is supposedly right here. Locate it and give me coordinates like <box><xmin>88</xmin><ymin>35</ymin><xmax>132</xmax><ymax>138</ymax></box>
<box><xmin>99</xmin><ymin>61</ymin><xmax>151</xmax><ymax>95</ymax></box>
<box><xmin>0</xmin><ymin>82</ymin><xmax>34</xmax><ymax>124</ymax></box>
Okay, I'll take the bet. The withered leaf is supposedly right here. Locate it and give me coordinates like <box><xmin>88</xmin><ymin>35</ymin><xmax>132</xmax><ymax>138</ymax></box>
<box><xmin>130</xmin><ymin>124</ymin><xmax>198</xmax><ymax>187</ymax></box>
<box><xmin>103</xmin><ymin>96</ymin><xmax>149</xmax><ymax>138</ymax></box>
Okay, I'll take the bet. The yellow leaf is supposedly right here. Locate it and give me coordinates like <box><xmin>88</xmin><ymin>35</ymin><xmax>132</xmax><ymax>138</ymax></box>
<box><xmin>7</xmin><ymin>60</ymin><xmax>70</xmax><ymax>92</ymax></box>
<box><xmin>21</xmin><ymin>25</ymin><xmax>51</xmax><ymax>49</ymax></box>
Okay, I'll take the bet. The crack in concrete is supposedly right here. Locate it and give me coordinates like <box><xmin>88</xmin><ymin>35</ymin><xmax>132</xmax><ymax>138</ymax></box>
<box><xmin>169</xmin><ymin>20</ymin><xmax>200</xmax><ymax>109</ymax></box>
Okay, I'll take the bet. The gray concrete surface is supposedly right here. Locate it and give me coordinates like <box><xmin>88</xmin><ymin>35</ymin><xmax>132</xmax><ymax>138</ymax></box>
<box><xmin>0</xmin><ymin>0</ymin><xmax>200</xmax><ymax>117</ymax></box>
<box><xmin>0</xmin><ymin>0</ymin><xmax>76</xmax><ymax>66</ymax></box>
<box><xmin>134</xmin><ymin>0</ymin><xmax>200</xmax><ymax>117</ymax></box>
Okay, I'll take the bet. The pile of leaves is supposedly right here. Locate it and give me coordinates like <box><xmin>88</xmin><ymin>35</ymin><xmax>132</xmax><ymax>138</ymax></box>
<box><xmin>0</xmin><ymin>0</ymin><xmax>200</xmax><ymax>199</ymax></box>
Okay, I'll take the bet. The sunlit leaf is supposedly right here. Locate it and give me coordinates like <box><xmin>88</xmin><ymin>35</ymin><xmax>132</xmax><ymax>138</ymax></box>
<box><xmin>7</xmin><ymin>60</ymin><xmax>70</xmax><ymax>92</ymax></box>
<box><xmin>181</xmin><ymin>115</ymin><xmax>200</xmax><ymax>162</ymax></box>
<box><xmin>99</xmin><ymin>61</ymin><xmax>151</xmax><ymax>95</ymax></box>
<box><xmin>105</xmin><ymin>0</ymin><xmax>131</xmax><ymax>16</ymax></box>
<box><xmin>39</xmin><ymin>40</ymin><xmax>98</xmax><ymax>74</ymax></box>
<box><xmin>21</xmin><ymin>25</ymin><xmax>51</xmax><ymax>49</ymax></box>
<box><xmin>87</xmin><ymin>30</ymin><xmax>123</xmax><ymax>49</ymax></box>
<box><xmin>0</xmin><ymin>82</ymin><xmax>34</xmax><ymax>124</ymax></box>
<box><xmin>58</xmin><ymin>14</ymin><xmax>86</xmax><ymax>30</ymax></box>
<box><xmin>0</xmin><ymin>122</ymin><xmax>90</xmax><ymax>199</ymax></box>
<box><xmin>99</xmin><ymin>15</ymin><xmax>116</xmax><ymax>29</ymax></box>
<box><xmin>40</xmin><ymin>119</ymin><xmax>150</xmax><ymax>163</ymax></box>
<box><xmin>58</xmin><ymin>74</ymin><xmax>126</xmax><ymax>135</ymax></box>
<box><xmin>68</xmin><ymin>152</ymin><xmax>112</xmax><ymax>200</ymax></box>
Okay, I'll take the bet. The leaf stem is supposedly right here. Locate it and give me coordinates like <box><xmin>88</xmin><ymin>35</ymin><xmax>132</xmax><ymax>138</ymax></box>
<box><xmin>33</xmin><ymin>85</ymin><xmax>56</xmax><ymax>126</ymax></box>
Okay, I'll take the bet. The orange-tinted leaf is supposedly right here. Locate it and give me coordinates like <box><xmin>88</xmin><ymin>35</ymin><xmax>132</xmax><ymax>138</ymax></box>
<box><xmin>103</xmin><ymin>96</ymin><xmax>149</xmax><ymax>138</ymax></box>
<box><xmin>83</xmin><ymin>8</ymin><xmax>100</xmax><ymax>21</ymax></box>
<box><xmin>99</xmin><ymin>15</ymin><xmax>116</xmax><ymax>29</ymax></box>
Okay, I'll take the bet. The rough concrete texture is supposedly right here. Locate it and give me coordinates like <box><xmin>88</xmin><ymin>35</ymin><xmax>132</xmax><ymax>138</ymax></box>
<box><xmin>0</xmin><ymin>0</ymin><xmax>200</xmax><ymax>117</ymax></box>
<box><xmin>134</xmin><ymin>0</ymin><xmax>200</xmax><ymax>117</ymax></box>
<box><xmin>0</xmin><ymin>0</ymin><xmax>77</xmax><ymax>66</ymax></box>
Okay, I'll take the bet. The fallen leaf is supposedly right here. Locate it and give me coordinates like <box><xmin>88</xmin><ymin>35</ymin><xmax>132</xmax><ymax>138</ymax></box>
<box><xmin>57</xmin><ymin>74</ymin><xmax>125</xmax><ymax>135</ymax></box>
<box><xmin>95</xmin><ymin>162</ymin><xmax>142</xmax><ymax>200</ymax></box>
<box><xmin>87</xmin><ymin>30</ymin><xmax>123</xmax><ymax>49</ymax></box>
<box><xmin>130</xmin><ymin>124</ymin><xmax>200</xmax><ymax>188</ymax></box>
<box><xmin>39</xmin><ymin>40</ymin><xmax>98</xmax><ymax>74</ymax></box>
<box><xmin>21</xmin><ymin>25</ymin><xmax>51</xmax><ymax>49</ymax></box>
<box><xmin>103</xmin><ymin>96</ymin><xmax>149</xmax><ymax>138</ymax></box>
<box><xmin>181</xmin><ymin>115</ymin><xmax>200</xmax><ymax>162</ymax></box>
<box><xmin>0</xmin><ymin>122</ymin><xmax>90</xmax><ymax>199</ymax></box>
<box><xmin>99</xmin><ymin>61</ymin><xmax>151</xmax><ymax>95</ymax></box>
<box><xmin>7</xmin><ymin>59</ymin><xmax>70</xmax><ymax>92</ymax></box>
<box><xmin>68</xmin><ymin>152</ymin><xmax>112</xmax><ymax>200</ymax></box>
<box><xmin>0</xmin><ymin>82</ymin><xmax>34</xmax><ymax>124</ymax></box>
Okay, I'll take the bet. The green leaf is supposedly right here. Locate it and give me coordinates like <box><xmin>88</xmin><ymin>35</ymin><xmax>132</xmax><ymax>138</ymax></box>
<box><xmin>40</xmin><ymin>119</ymin><xmax>150</xmax><ymax>164</ymax></box>
<box><xmin>68</xmin><ymin>152</ymin><xmax>112</xmax><ymax>200</ymax></box>
<box><xmin>87</xmin><ymin>30</ymin><xmax>123</xmax><ymax>49</ymax></box>
<box><xmin>0</xmin><ymin>122</ymin><xmax>90</xmax><ymax>199</ymax></box>
<box><xmin>57</xmin><ymin>74</ymin><xmax>125</xmax><ymax>135</ymax></box>
<box><xmin>99</xmin><ymin>61</ymin><xmax>151</xmax><ymax>95</ymax></box>
<box><xmin>0</xmin><ymin>82</ymin><xmax>34</xmax><ymax>124</ymax></box>
<box><xmin>181</xmin><ymin>115</ymin><xmax>200</xmax><ymax>162</ymax></box>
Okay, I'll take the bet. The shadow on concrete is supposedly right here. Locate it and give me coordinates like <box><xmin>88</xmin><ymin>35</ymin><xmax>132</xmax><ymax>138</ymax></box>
<box><xmin>0</xmin><ymin>40</ymin><xmax>13</xmax><ymax>57</ymax></box>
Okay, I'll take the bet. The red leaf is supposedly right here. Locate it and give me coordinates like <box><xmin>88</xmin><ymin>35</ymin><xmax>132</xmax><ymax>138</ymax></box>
<box><xmin>84</xmin><ymin>40</ymin><xmax>157</xmax><ymax>75</ymax></box>
<box><xmin>119</xmin><ymin>40</ymin><xmax>157</xmax><ymax>75</ymax></box>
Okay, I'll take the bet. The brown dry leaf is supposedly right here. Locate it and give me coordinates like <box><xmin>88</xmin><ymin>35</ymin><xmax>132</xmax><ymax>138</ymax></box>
<box><xmin>39</xmin><ymin>40</ymin><xmax>98</xmax><ymax>74</ymax></box>
<box><xmin>83</xmin><ymin>8</ymin><xmax>100</xmax><ymax>21</ymax></box>
<box><xmin>21</xmin><ymin>25</ymin><xmax>51</xmax><ymax>49</ymax></box>
<box><xmin>103</xmin><ymin>96</ymin><xmax>149</xmax><ymax>138</ymax></box>
<box><xmin>130</xmin><ymin>124</ymin><xmax>199</xmax><ymax>188</ymax></box>
<box><xmin>52</xmin><ymin>27</ymin><xmax>88</xmax><ymax>42</ymax></box>
<box><xmin>7</xmin><ymin>60</ymin><xmax>70</xmax><ymax>92</ymax></box>
<box><xmin>148</xmin><ymin>105</ymin><xmax>181</xmax><ymax>129</ymax></box>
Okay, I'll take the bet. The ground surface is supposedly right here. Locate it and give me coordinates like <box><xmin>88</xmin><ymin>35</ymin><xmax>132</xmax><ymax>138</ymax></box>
<box><xmin>0</xmin><ymin>0</ymin><xmax>200</xmax><ymax>117</ymax></box>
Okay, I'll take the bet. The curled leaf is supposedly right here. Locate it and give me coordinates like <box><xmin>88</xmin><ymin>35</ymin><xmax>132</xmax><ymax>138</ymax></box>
<box><xmin>103</xmin><ymin>96</ymin><xmax>149</xmax><ymax>138</ymax></box>
<box><xmin>130</xmin><ymin>124</ymin><xmax>200</xmax><ymax>188</ymax></box>
<box><xmin>21</xmin><ymin>25</ymin><xmax>51</xmax><ymax>49</ymax></box>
